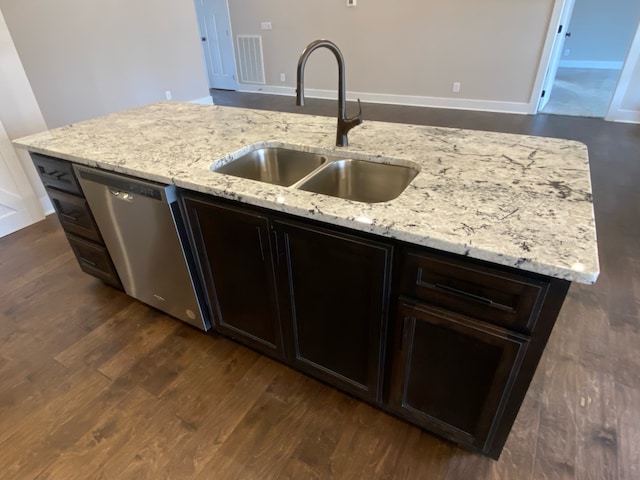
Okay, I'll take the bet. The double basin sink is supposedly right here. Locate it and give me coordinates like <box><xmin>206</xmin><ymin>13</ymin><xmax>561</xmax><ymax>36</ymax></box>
<box><xmin>211</xmin><ymin>147</ymin><xmax>420</xmax><ymax>203</ymax></box>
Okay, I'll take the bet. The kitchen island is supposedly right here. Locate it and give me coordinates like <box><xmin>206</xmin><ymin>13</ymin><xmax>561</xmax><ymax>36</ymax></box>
<box><xmin>14</xmin><ymin>102</ymin><xmax>599</xmax><ymax>458</ymax></box>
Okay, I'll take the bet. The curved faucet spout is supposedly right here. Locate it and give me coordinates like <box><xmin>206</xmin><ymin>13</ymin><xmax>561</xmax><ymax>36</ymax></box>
<box><xmin>296</xmin><ymin>39</ymin><xmax>362</xmax><ymax>147</ymax></box>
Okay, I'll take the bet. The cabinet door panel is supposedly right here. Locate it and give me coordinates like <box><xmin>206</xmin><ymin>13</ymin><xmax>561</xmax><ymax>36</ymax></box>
<box><xmin>276</xmin><ymin>220</ymin><xmax>392</xmax><ymax>402</ymax></box>
<box><xmin>184</xmin><ymin>197</ymin><xmax>281</xmax><ymax>355</ymax></box>
<box><xmin>390</xmin><ymin>300</ymin><xmax>528</xmax><ymax>449</ymax></box>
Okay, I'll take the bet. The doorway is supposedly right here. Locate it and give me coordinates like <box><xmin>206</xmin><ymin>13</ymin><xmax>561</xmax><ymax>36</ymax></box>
<box><xmin>538</xmin><ymin>0</ymin><xmax>640</xmax><ymax>118</ymax></box>
<box><xmin>193</xmin><ymin>0</ymin><xmax>238</xmax><ymax>91</ymax></box>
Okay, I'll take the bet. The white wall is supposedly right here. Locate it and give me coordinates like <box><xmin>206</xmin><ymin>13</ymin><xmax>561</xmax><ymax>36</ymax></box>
<box><xmin>228</xmin><ymin>0</ymin><xmax>556</xmax><ymax>113</ymax></box>
<box><xmin>0</xmin><ymin>0</ymin><xmax>210</xmax><ymax>129</ymax></box>
<box><xmin>562</xmin><ymin>0</ymin><xmax>640</xmax><ymax>67</ymax></box>
<box><xmin>0</xmin><ymin>8</ymin><xmax>49</xmax><ymax>212</ymax></box>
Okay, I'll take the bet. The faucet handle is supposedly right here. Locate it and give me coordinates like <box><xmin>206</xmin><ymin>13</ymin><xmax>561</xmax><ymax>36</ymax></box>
<box><xmin>351</xmin><ymin>98</ymin><xmax>363</xmax><ymax>124</ymax></box>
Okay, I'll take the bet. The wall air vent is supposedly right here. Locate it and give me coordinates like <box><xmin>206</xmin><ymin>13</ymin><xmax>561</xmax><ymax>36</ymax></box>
<box><xmin>236</xmin><ymin>35</ymin><xmax>266</xmax><ymax>84</ymax></box>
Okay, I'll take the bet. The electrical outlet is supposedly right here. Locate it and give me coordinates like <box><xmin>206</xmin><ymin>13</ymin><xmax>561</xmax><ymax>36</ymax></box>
<box><xmin>165</xmin><ymin>90</ymin><xmax>172</xmax><ymax>100</ymax></box>
<box><xmin>452</xmin><ymin>82</ymin><xmax>461</xmax><ymax>94</ymax></box>
<box><xmin>261</xmin><ymin>21</ymin><xmax>272</xmax><ymax>30</ymax></box>
<box><xmin>347</xmin><ymin>0</ymin><xmax>357</xmax><ymax>6</ymax></box>
<box><xmin>279</xmin><ymin>73</ymin><xmax>286</xmax><ymax>82</ymax></box>
<box><xmin>563</xmin><ymin>48</ymin><xmax>571</xmax><ymax>57</ymax></box>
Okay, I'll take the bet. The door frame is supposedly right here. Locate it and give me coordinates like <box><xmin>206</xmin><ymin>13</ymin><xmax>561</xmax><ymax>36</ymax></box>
<box><xmin>605</xmin><ymin>18</ymin><xmax>640</xmax><ymax>122</ymax></box>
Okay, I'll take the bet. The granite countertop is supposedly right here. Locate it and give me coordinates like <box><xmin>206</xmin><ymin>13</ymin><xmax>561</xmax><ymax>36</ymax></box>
<box><xmin>14</xmin><ymin>101</ymin><xmax>599</xmax><ymax>284</ymax></box>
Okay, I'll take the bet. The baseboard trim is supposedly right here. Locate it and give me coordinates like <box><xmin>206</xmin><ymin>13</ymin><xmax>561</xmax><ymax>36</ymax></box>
<box><xmin>605</xmin><ymin>108</ymin><xmax>640</xmax><ymax>124</ymax></box>
<box><xmin>237</xmin><ymin>84</ymin><xmax>532</xmax><ymax>115</ymax></box>
<box><xmin>559</xmin><ymin>60</ymin><xmax>624</xmax><ymax>70</ymax></box>
<box><xmin>39</xmin><ymin>195</ymin><xmax>54</xmax><ymax>215</ymax></box>
<box><xmin>190</xmin><ymin>96</ymin><xmax>215</xmax><ymax>105</ymax></box>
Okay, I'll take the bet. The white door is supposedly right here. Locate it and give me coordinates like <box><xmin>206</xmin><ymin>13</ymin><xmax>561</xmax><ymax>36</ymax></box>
<box><xmin>195</xmin><ymin>0</ymin><xmax>238</xmax><ymax>90</ymax></box>
<box><xmin>538</xmin><ymin>0</ymin><xmax>577</xmax><ymax>111</ymax></box>
<box><xmin>0</xmin><ymin>120</ymin><xmax>44</xmax><ymax>238</ymax></box>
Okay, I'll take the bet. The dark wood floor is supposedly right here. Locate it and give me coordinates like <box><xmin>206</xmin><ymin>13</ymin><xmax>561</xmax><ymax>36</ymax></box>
<box><xmin>1</xmin><ymin>92</ymin><xmax>638</xmax><ymax>479</ymax></box>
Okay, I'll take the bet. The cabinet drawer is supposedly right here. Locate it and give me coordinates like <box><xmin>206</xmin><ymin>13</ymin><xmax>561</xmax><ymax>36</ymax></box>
<box><xmin>400</xmin><ymin>250</ymin><xmax>549</xmax><ymax>332</ymax></box>
<box><xmin>66</xmin><ymin>234</ymin><xmax>121</xmax><ymax>288</ymax></box>
<box><xmin>31</xmin><ymin>153</ymin><xmax>82</xmax><ymax>195</ymax></box>
<box><xmin>47</xmin><ymin>187</ymin><xmax>101</xmax><ymax>242</ymax></box>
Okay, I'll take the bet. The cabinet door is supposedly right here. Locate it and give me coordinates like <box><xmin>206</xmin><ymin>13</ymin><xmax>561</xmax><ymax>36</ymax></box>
<box><xmin>390</xmin><ymin>300</ymin><xmax>528</xmax><ymax>450</ymax></box>
<box><xmin>275</xmin><ymin>220</ymin><xmax>392</xmax><ymax>403</ymax></box>
<box><xmin>184</xmin><ymin>197</ymin><xmax>282</xmax><ymax>356</ymax></box>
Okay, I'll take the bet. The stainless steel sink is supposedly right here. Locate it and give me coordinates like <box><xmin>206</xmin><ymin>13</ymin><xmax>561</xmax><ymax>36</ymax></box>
<box><xmin>212</xmin><ymin>147</ymin><xmax>330</xmax><ymax>187</ymax></box>
<box><xmin>298</xmin><ymin>159</ymin><xmax>419</xmax><ymax>203</ymax></box>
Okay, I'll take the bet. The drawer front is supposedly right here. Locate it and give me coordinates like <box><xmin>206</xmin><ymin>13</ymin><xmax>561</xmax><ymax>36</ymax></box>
<box><xmin>66</xmin><ymin>234</ymin><xmax>121</xmax><ymax>289</ymax></box>
<box><xmin>47</xmin><ymin>187</ymin><xmax>101</xmax><ymax>242</ymax></box>
<box><xmin>400</xmin><ymin>250</ymin><xmax>549</xmax><ymax>332</ymax></box>
<box><xmin>31</xmin><ymin>153</ymin><xmax>82</xmax><ymax>195</ymax></box>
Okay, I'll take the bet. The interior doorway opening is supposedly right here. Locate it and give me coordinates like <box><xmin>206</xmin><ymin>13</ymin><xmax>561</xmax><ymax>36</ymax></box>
<box><xmin>538</xmin><ymin>0</ymin><xmax>640</xmax><ymax>118</ymax></box>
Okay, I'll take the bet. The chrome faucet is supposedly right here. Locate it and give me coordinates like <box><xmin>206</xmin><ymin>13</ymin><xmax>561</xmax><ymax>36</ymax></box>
<box><xmin>296</xmin><ymin>39</ymin><xmax>363</xmax><ymax>147</ymax></box>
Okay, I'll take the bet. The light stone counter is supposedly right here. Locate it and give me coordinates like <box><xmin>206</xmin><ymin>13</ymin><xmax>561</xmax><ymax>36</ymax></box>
<box><xmin>14</xmin><ymin>101</ymin><xmax>599</xmax><ymax>284</ymax></box>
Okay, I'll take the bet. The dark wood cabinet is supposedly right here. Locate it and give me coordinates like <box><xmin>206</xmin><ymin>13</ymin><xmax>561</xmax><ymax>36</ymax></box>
<box><xmin>390</xmin><ymin>299</ymin><xmax>528</xmax><ymax>450</ymax></box>
<box><xmin>274</xmin><ymin>220</ymin><xmax>392</xmax><ymax>403</ymax></box>
<box><xmin>183</xmin><ymin>196</ymin><xmax>282</xmax><ymax>356</ymax></box>
<box><xmin>31</xmin><ymin>153</ymin><xmax>122</xmax><ymax>289</ymax></box>
<box><xmin>179</xmin><ymin>191</ymin><xmax>570</xmax><ymax>459</ymax></box>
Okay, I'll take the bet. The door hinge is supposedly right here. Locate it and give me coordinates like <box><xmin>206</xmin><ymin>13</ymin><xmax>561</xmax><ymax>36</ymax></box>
<box><xmin>557</xmin><ymin>24</ymin><xmax>563</xmax><ymax>34</ymax></box>
<box><xmin>541</xmin><ymin>90</ymin><xmax>546</xmax><ymax>98</ymax></box>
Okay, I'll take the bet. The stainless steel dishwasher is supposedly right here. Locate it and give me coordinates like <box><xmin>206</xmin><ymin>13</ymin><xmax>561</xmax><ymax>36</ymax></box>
<box><xmin>73</xmin><ymin>165</ymin><xmax>209</xmax><ymax>330</ymax></box>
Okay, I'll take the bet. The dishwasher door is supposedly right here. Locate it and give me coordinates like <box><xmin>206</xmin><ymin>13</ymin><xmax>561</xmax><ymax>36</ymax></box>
<box><xmin>74</xmin><ymin>165</ymin><xmax>208</xmax><ymax>330</ymax></box>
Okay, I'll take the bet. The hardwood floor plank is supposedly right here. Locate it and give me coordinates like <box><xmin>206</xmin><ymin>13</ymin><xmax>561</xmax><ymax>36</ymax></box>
<box><xmin>279</xmin><ymin>389</ymin><xmax>358</xmax><ymax>479</ymax></box>
<box><xmin>328</xmin><ymin>401</ymin><xmax>427</xmax><ymax>479</ymax></box>
<box><xmin>153</xmin><ymin>355</ymin><xmax>281</xmax><ymax>479</ymax></box>
<box><xmin>532</xmin><ymin>354</ymin><xmax>578</xmax><ymax>480</ymax></box>
<box><xmin>33</xmin><ymin>386</ymin><xmax>159</xmax><ymax>479</ymax></box>
<box><xmin>54</xmin><ymin>302</ymin><xmax>159</xmax><ymax>369</ymax></box>
<box><xmin>615</xmin><ymin>383</ymin><xmax>640</xmax><ymax>480</ymax></box>
<box><xmin>385</xmin><ymin>428</ymin><xmax>455</xmax><ymax>480</ymax></box>
<box><xmin>575</xmin><ymin>370</ymin><xmax>619</xmax><ymax>480</ymax></box>
<box><xmin>0</xmin><ymin>359</ymin><xmax>69</xmax><ymax>437</ymax></box>
<box><xmin>97</xmin><ymin>307</ymin><xmax>180</xmax><ymax>380</ymax></box>
<box><xmin>0</xmin><ymin>368</ymin><xmax>113</xmax><ymax>480</ymax></box>
<box><xmin>159</xmin><ymin>340</ymin><xmax>262</xmax><ymax>429</ymax></box>
<box><xmin>486</xmin><ymin>355</ymin><xmax>548</xmax><ymax>480</ymax></box>
<box><xmin>445</xmin><ymin>450</ymin><xmax>494</xmax><ymax>480</ymax></box>
<box><xmin>113</xmin><ymin>326</ymin><xmax>224</xmax><ymax>398</ymax></box>
<box><xmin>197</xmin><ymin>371</ymin><xmax>325</xmax><ymax>480</ymax></box>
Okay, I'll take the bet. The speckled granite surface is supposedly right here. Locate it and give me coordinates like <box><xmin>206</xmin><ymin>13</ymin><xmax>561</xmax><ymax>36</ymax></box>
<box><xmin>14</xmin><ymin>102</ymin><xmax>599</xmax><ymax>284</ymax></box>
